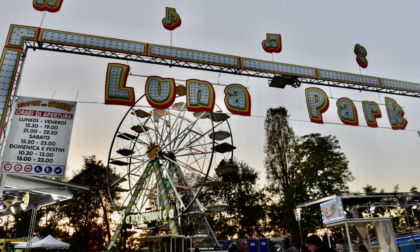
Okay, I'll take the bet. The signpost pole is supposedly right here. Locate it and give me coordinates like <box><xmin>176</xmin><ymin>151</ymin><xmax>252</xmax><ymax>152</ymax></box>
<box><xmin>0</xmin><ymin>174</ymin><xmax>6</xmax><ymax>197</ymax></box>
<box><xmin>295</xmin><ymin>209</ymin><xmax>304</xmax><ymax>246</ymax></box>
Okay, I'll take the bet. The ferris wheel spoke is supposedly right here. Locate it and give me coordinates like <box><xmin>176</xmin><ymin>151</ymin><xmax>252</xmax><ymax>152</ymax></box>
<box><xmin>185</xmin><ymin>153</ymin><xmax>207</xmax><ymax>172</ymax></box>
<box><xmin>171</xmin><ymin>109</ymin><xmax>189</xmax><ymax>150</ymax></box>
<box><xmin>110</xmin><ymin>160</ymin><xmax>149</xmax><ymax>187</ymax></box>
<box><xmin>112</xmin><ymin>153</ymin><xmax>148</xmax><ymax>160</ymax></box>
<box><xmin>161</xmin><ymin>156</ymin><xmax>210</xmax><ymax>178</ymax></box>
<box><xmin>159</xmin><ymin>110</ymin><xmax>169</xmax><ymax>145</ymax></box>
<box><xmin>160</xmin><ymin>109</ymin><xmax>207</xmax><ymax>150</ymax></box>
<box><xmin>178</xmin><ymin>121</ymin><xmax>223</xmax><ymax>152</ymax></box>
<box><xmin>160</xmin><ymin>106</ymin><xmax>187</xmax><ymax>146</ymax></box>
<box><xmin>175</xmin><ymin>151</ymin><xmax>212</xmax><ymax>157</ymax></box>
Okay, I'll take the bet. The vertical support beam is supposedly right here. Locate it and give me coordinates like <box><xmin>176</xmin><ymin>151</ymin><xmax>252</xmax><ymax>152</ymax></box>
<box><xmin>344</xmin><ymin>223</ymin><xmax>352</xmax><ymax>252</ymax></box>
<box><xmin>327</xmin><ymin>227</ymin><xmax>332</xmax><ymax>248</ymax></box>
<box><xmin>365</xmin><ymin>224</ymin><xmax>372</xmax><ymax>252</ymax></box>
<box><xmin>0</xmin><ymin>174</ymin><xmax>7</xmax><ymax>196</ymax></box>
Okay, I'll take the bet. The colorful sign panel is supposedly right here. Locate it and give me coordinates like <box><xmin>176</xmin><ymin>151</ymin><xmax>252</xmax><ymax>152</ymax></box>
<box><xmin>1</xmin><ymin>97</ymin><xmax>77</xmax><ymax>177</ymax></box>
<box><xmin>162</xmin><ymin>7</ymin><xmax>181</xmax><ymax>31</ymax></box>
<box><xmin>33</xmin><ymin>0</ymin><xmax>64</xmax><ymax>13</ymax></box>
<box><xmin>186</xmin><ymin>79</ymin><xmax>216</xmax><ymax>112</ymax></box>
<box><xmin>354</xmin><ymin>44</ymin><xmax>368</xmax><ymax>68</ymax></box>
<box><xmin>262</xmin><ymin>34</ymin><xmax>282</xmax><ymax>53</ymax></box>
<box><xmin>305</xmin><ymin>87</ymin><xmax>329</xmax><ymax>124</ymax></box>
<box><xmin>320</xmin><ymin>197</ymin><xmax>345</xmax><ymax>223</ymax></box>
<box><xmin>104</xmin><ymin>63</ymin><xmax>135</xmax><ymax>107</ymax></box>
<box><xmin>224</xmin><ymin>84</ymin><xmax>251</xmax><ymax>116</ymax></box>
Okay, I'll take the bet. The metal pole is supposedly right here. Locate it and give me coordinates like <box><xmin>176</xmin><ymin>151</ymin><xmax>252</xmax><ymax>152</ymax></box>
<box><xmin>298</xmin><ymin>220</ymin><xmax>304</xmax><ymax>246</ymax></box>
<box><xmin>327</xmin><ymin>228</ymin><xmax>332</xmax><ymax>248</ymax></box>
<box><xmin>365</xmin><ymin>224</ymin><xmax>373</xmax><ymax>252</ymax></box>
<box><xmin>411</xmin><ymin>208</ymin><xmax>419</xmax><ymax>232</ymax></box>
<box><xmin>344</xmin><ymin>223</ymin><xmax>352</xmax><ymax>252</ymax></box>
<box><xmin>404</xmin><ymin>208</ymin><xmax>416</xmax><ymax>250</ymax></box>
<box><xmin>0</xmin><ymin>174</ymin><xmax>7</xmax><ymax>196</ymax></box>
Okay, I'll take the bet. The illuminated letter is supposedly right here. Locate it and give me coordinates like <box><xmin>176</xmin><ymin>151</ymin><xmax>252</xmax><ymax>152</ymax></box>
<box><xmin>162</xmin><ymin>7</ymin><xmax>182</xmax><ymax>31</ymax></box>
<box><xmin>224</xmin><ymin>84</ymin><xmax>251</xmax><ymax>116</ymax></box>
<box><xmin>354</xmin><ymin>44</ymin><xmax>368</xmax><ymax>68</ymax></box>
<box><xmin>125</xmin><ymin>215</ymin><xmax>131</xmax><ymax>224</ymax></box>
<box><xmin>385</xmin><ymin>97</ymin><xmax>407</xmax><ymax>130</ymax></box>
<box><xmin>33</xmin><ymin>0</ymin><xmax>64</xmax><ymax>13</ymax></box>
<box><xmin>186</xmin><ymin>79</ymin><xmax>215</xmax><ymax>112</ymax></box>
<box><xmin>145</xmin><ymin>76</ymin><xmax>176</xmax><ymax>109</ymax></box>
<box><xmin>105</xmin><ymin>63</ymin><xmax>135</xmax><ymax>107</ymax></box>
<box><xmin>119</xmin><ymin>212</ymin><xmax>125</xmax><ymax>224</ymax></box>
<box><xmin>262</xmin><ymin>34</ymin><xmax>282</xmax><ymax>53</ymax></box>
<box><xmin>169</xmin><ymin>209</ymin><xmax>175</xmax><ymax>219</ymax></box>
<box><xmin>336</xmin><ymin>98</ymin><xmax>359</xmax><ymax>126</ymax></box>
<box><xmin>152</xmin><ymin>212</ymin><xmax>158</xmax><ymax>221</ymax></box>
<box><xmin>163</xmin><ymin>209</ymin><xmax>167</xmax><ymax>219</ymax></box>
<box><xmin>362</xmin><ymin>101</ymin><xmax>382</xmax><ymax>128</ymax></box>
<box><xmin>305</xmin><ymin>87</ymin><xmax>329</xmax><ymax>124</ymax></box>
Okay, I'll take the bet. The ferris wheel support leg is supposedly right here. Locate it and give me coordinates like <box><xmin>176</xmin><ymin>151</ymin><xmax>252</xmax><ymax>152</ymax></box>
<box><xmin>153</xmin><ymin>159</ymin><xmax>180</xmax><ymax>235</ymax></box>
<box><xmin>107</xmin><ymin>161</ymin><xmax>154</xmax><ymax>251</ymax></box>
<box><xmin>172</xmin><ymin>163</ymin><xmax>219</xmax><ymax>247</ymax></box>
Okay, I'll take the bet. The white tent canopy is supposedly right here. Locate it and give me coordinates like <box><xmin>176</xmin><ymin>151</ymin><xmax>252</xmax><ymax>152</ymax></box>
<box><xmin>15</xmin><ymin>235</ymin><xmax>70</xmax><ymax>249</ymax></box>
<box><xmin>14</xmin><ymin>236</ymin><xmax>43</xmax><ymax>248</ymax></box>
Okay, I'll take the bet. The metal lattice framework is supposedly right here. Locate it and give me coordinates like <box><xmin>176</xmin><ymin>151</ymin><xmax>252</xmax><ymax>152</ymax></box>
<box><xmin>24</xmin><ymin>41</ymin><xmax>420</xmax><ymax>98</ymax></box>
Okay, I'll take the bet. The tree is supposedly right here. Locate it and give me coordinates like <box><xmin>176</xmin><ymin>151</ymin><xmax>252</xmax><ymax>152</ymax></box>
<box><xmin>263</xmin><ymin>107</ymin><xmax>354</xmax><ymax>245</ymax></box>
<box><xmin>63</xmin><ymin>156</ymin><xmax>120</xmax><ymax>250</ymax></box>
<box><xmin>202</xmin><ymin>159</ymin><xmax>266</xmax><ymax>239</ymax></box>
<box><xmin>264</xmin><ymin>107</ymin><xmax>296</xmax><ymax>197</ymax></box>
<box><xmin>362</xmin><ymin>184</ymin><xmax>377</xmax><ymax>194</ymax></box>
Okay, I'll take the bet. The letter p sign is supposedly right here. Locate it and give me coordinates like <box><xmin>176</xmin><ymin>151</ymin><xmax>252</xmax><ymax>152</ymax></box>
<box><xmin>305</xmin><ymin>87</ymin><xmax>329</xmax><ymax>124</ymax></box>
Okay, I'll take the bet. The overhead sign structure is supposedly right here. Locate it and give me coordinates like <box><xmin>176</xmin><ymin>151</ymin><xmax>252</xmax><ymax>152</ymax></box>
<box><xmin>1</xmin><ymin>97</ymin><xmax>77</xmax><ymax>177</ymax></box>
<box><xmin>320</xmin><ymin>197</ymin><xmax>345</xmax><ymax>224</ymax></box>
<box><xmin>1</xmin><ymin>24</ymin><xmax>420</xmax><ymax>144</ymax></box>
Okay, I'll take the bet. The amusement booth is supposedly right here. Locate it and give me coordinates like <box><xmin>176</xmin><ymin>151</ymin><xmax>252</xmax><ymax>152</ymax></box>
<box><xmin>296</xmin><ymin>193</ymin><xmax>420</xmax><ymax>252</ymax></box>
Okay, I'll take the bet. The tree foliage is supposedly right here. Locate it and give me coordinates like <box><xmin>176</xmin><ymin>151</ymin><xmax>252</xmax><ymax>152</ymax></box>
<box><xmin>264</xmin><ymin>107</ymin><xmax>354</xmax><ymax>244</ymax></box>
<box><xmin>201</xmin><ymin>159</ymin><xmax>266</xmax><ymax>239</ymax></box>
<box><xmin>64</xmin><ymin>156</ymin><xmax>119</xmax><ymax>250</ymax></box>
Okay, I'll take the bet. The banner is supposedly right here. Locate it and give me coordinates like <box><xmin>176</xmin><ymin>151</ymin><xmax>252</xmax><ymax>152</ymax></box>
<box><xmin>1</xmin><ymin>97</ymin><xmax>77</xmax><ymax>177</ymax></box>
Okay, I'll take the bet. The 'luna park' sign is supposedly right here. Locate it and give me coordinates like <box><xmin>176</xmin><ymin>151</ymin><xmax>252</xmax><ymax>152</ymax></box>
<box><xmin>104</xmin><ymin>64</ymin><xmax>407</xmax><ymax>130</ymax></box>
<box><xmin>104</xmin><ymin>63</ymin><xmax>252</xmax><ymax>116</ymax></box>
<box><xmin>306</xmin><ymin>87</ymin><xmax>407</xmax><ymax>130</ymax></box>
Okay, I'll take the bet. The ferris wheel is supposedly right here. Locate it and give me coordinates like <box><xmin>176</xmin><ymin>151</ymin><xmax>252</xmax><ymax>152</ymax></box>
<box><xmin>106</xmin><ymin>85</ymin><xmax>237</xmax><ymax>246</ymax></box>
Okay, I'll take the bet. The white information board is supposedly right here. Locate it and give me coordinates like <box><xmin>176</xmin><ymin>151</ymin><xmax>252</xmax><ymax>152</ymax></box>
<box><xmin>1</xmin><ymin>97</ymin><xmax>77</xmax><ymax>177</ymax></box>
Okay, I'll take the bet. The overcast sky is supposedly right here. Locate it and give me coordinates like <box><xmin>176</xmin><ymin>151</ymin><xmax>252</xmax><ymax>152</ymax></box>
<box><xmin>1</xmin><ymin>0</ymin><xmax>420</xmax><ymax>193</ymax></box>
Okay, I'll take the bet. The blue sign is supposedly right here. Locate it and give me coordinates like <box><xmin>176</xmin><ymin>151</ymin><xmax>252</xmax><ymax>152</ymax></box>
<box><xmin>35</xmin><ymin>166</ymin><xmax>43</xmax><ymax>173</ymax></box>
<box><xmin>54</xmin><ymin>167</ymin><xmax>62</xmax><ymax>174</ymax></box>
<box><xmin>45</xmin><ymin>166</ymin><xmax>52</xmax><ymax>174</ymax></box>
